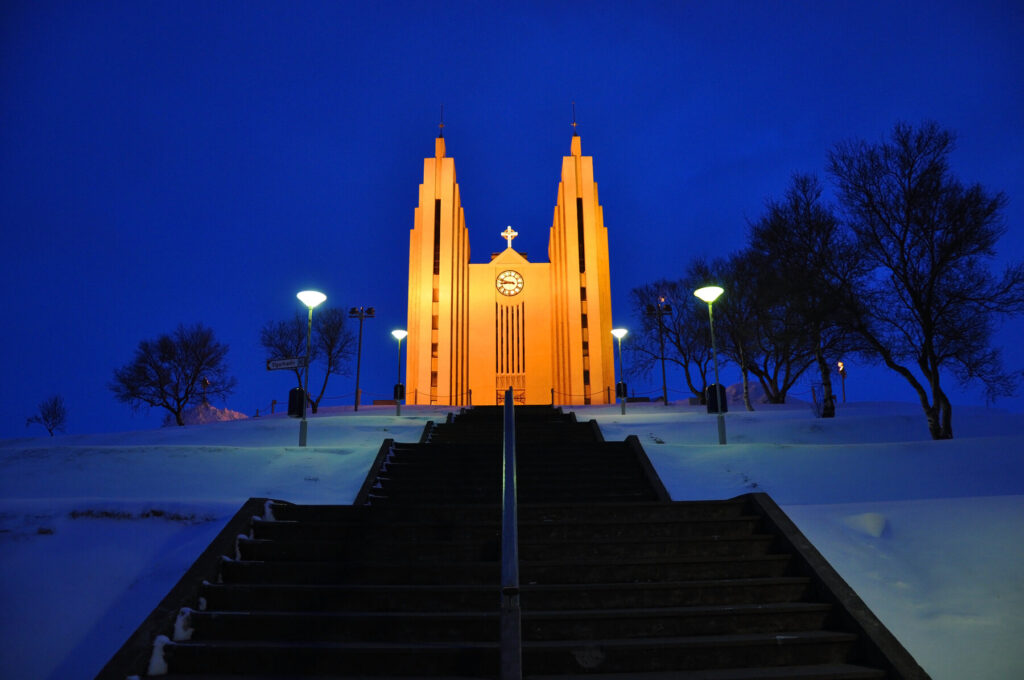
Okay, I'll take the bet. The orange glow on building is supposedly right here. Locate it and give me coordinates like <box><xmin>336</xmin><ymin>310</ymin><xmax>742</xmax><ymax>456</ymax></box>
<box><xmin>405</xmin><ymin>132</ymin><xmax>616</xmax><ymax>406</ymax></box>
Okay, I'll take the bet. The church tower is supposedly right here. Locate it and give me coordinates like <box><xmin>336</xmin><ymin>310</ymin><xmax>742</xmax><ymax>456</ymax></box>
<box><xmin>405</xmin><ymin>130</ymin><xmax>616</xmax><ymax>406</ymax></box>
<box><xmin>405</xmin><ymin>135</ymin><xmax>471</xmax><ymax>405</ymax></box>
<box><xmin>547</xmin><ymin>133</ymin><xmax>615</xmax><ymax>404</ymax></box>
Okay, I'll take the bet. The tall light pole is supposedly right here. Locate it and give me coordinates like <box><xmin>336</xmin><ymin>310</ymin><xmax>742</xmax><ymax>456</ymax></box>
<box><xmin>611</xmin><ymin>328</ymin><xmax>628</xmax><ymax>415</ymax></box>
<box><xmin>645</xmin><ymin>297</ymin><xmax>672</xmax><ymax>406</ymax></box>
<box><xmin>694</xmin><ymin>286</ymin><xmax>726</xmax><ymax>445</ymax></box>
<box><xmin>348</xmin><ymin>306</ymin><xmax>375</xmax><ymax>411</ymax></box>
<box><xmin>392</xmin><ymin>329</ymin><xmax>407</xmax><ymax>416</ymax></box>
<box><xmin>296</xmin><ymin>290</ymin><xmax>326</xmax><ymax>447</ymax></box>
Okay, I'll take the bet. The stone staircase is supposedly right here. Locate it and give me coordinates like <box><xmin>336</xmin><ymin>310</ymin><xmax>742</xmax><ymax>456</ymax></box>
<box><xmin>96</xmin><ymin>405</ymin><xmax>929</xmax><ymax>679</ymax></box>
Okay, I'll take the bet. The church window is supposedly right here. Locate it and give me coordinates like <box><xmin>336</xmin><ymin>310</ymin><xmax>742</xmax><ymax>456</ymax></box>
<box><xmin>432</xmin><ymin>199</ymin><xmax>441</xmax><ymax>275</ymax></box>
<box><xmin>576</xmin><ymin>197</ymin><xmax>586</xmax><ymax>273</ymax></box>
<box><xmin>580</xmin><ymin>286</ymin><xmax>587</xmax><ymax>301</ymax></box>
<box><xmin>583</xmin><ymin>369</ymin><xmax>590</xmax><ymax>385</ymax></box>
<box><xmin>580</xmin><ymin>313</ymin><xmax>588</xmax><ymax>328</ymax></box>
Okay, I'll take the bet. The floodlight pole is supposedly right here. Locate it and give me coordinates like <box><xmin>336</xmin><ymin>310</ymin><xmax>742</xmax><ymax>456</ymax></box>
<box><xmin>694</xmin><ymin>286</ymin><xmax>726</xmax><ymax>446</ymax></box>
<box><xmin>612</xmin><ymin>328</ymin><xmax>628</xmax><ymax>415</ymax></box>
<box><xmin>645</xmin><ymin>298</ymin><xmax>671</xmax><ymax>406</ymax></box>
<box><xmin>297</xmin><ymin>290</ymin><xmax>327</xmax><ymax>447</ymax></box>
<box><xmin>392</xmin><ymin>329</ymin><xmax>407</xmax><ymax>416</ymax></box>
<box><xmin>349</xmin><ymin>306</ymin><xmax>375</xmax><ymax>411</ymax></box>
<box><xmin>706</xmin><ymin>300</ymin><xmax>726</xmax><ymax>445</ymax></box>
<box><xmin>301</xmin><ymin>305</ymin><xmax>312</xmax><ymax>445</ymax></box>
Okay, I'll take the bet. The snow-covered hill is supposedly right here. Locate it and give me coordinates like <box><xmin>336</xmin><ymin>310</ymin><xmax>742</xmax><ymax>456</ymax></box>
<box><xmin>1</xmin><ymin>401</ymin><xmax>1022</xmax><ymax>679</ymax></box>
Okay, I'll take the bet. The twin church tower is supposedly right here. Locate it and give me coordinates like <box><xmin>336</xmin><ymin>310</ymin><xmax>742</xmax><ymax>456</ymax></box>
<box><xmin>404</xmin><ymin>130</ymin><xmax>616</xmax><ymax>406</ymax></box>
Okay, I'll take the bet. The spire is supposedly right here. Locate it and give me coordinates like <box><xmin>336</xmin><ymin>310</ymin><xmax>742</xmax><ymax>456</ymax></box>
<box><xmin>435</xmin><ymin>105</ymin><xmax>446</xmax><ymax>157</ymax></box>
<box><xmin>571</xmin><ymin>101</ymin><xmax>579</xmax><ymax>137</ymax></box>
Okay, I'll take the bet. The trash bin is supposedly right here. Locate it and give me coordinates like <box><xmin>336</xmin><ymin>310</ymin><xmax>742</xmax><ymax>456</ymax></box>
<box><xmin>616</xmin><ymin>381</ymin><xmax>627</xmax><ymax>398</ymax></box>
<box><xmin>393</xmin><ymin>383</ymin><xmax>406</xmax><ymax>400</ymax></box>
<box><xmin>287</xmin><ymin>387</ymin><xmax>306</xmax><ymax>418</ymax></box>
<box><xmin>705</xmin><ymin>383</ymin><xmax>728</xmax><ymax>414</ymax></box>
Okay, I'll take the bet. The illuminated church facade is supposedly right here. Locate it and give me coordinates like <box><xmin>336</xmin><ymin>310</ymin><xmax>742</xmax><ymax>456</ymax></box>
<box><xmin>404</xmin><ymin>132</ymin><xmax>616</xmax><ymax>406</ymax></box>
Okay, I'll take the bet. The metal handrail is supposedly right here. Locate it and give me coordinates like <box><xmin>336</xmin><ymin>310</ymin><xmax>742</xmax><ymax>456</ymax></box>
<box><xmin>499</xmin><ymin>387</ymin><xmax>522</xmax><ymax>679</ymax></box>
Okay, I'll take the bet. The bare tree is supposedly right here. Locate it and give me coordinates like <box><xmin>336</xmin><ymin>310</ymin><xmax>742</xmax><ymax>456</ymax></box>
<box><xmin>712</xmin><ymin>254</ymin><xmax>761</xmax><ymax>411</ymax></box>
<box><xmin>26</xmin><ymin>394</ymin><xmax>67</xmax><ymax>436</ymax></box>
<box><xmin>259</xmin><ymin>307</ymin><xmax>355</xmax><ymax>413</ymax></box>
<box><xmin>110</xmin><ymin>323</ymin><xmax>236</xmax><ymax>426</ymax></box>
<box><xmin>747</xmin><ymin>174</ymin><xmax>861</xmax><ymax>415</ymax></box>
<box><xmin>828</xmin><ymin>121</ymin><xmax>1024</xmax><ymax>438</ymax></box>
<box><xmin>630</xmin><ymin>267</ymin><xmax>715</xmax><ymax>403</ymax></box>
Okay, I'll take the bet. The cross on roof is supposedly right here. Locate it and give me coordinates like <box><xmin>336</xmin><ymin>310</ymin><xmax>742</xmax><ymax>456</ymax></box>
<box><xmin>501</xmin><ymin>225</ymin><xmax>518</xmax><ymax>249</ymax></box>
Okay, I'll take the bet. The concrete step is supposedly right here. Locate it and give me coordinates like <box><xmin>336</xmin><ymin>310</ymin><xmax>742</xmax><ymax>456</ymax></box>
<box><xmin>518</xmin><ymin>535</ymin><xmax>776</xmax><ymax>561</ymax></box>
<box><xmin>521</xmin><ymin>554</ymin><xmax>792</xmax><ymax>584</ymax></box>
<box><xmin>198</xmin><ymin>583</ymin><xmax>500</xmax><ymax>613</ymax></box>
<box><xmin>251</xmin><ymin>518</ymin><xmax>500</xmax><ymax>543</ymax></box>
<box><xmin>525</xmin><ymin>664</ymin><xmax>886</xmax><ymax>679</ymax></box>
<box><xmin>159</xmin><ymin>639</ymin><xmax>499</xmax><ymax>676</ymax></box>
<box><xmin>518</xmin><ymin>516</ymin><xmax>762</xmax><ymax>540</ymax></box>
<box><xmin>520</xmin><ymin>578</ymin><xmax>814</xmax><ymax>610</ymax></box>
<box><xmin>219</xmin><ymin>557</ymin><xmax>499</xmax><ymax>586</ymax></box>
<box><xmin>237</xmin><ymin>537</ymin><xmax>499</xmax><ymax>563</ymax></box>
<box><xmin>521</xmin><ymin>631</ymin><xmax>860</xmax><ymax>674</ymax></box>
<box><xmin>521</xmin><ymin>603</ymin><xmax>833</xmax><ymax>640</ymax></box>
<box><xmin>154</xmin><ymin>667</ymin><xmax>884</xmax><ymax>680</ymax></box>
<box><xmin>186</xmin><ymin>610</ymin><xmax>499</xmax><ymax>643</ymax></box>
<box><xmin>518</xmin><ymin>501</ymin><xmax>749</xmax><ymax>522</ymax></box>
<box><xmin>265</xmin><ymin>503</ymin><xmax>499</xmax><ymax>524</ymax></box>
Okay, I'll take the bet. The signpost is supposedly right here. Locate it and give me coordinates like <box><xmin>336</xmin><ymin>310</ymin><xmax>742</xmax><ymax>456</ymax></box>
<box><xmin>266</xmin><ymin>357</ymin><xmax>306</xmax><ymax>371</ymax></box>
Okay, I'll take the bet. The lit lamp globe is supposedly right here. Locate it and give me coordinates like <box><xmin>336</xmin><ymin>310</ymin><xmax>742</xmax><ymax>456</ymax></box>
<box><xmin>693</xmin><ymin>286</ymin><xmax>723</xmax><ymax>304</ymax></box>
<box><xmin>297</xmin><ymin>290</ymin><xmax>327</xmax><ymax>309</ymax></box>
<box><xmin>391</xmin><ymin>329</ymin><xmax>408</xmax><ymax>342</ymax></box>
<box><xmin>611</xmin><ymin>328</ymin><xmax>628</xmax><ymax>340</ymax></box>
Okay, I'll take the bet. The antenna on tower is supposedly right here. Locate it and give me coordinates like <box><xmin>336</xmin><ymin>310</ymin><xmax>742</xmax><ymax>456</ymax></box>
<box><xmin>438</xmin><ymin>104</ymin><xmax>445</xmax><ymax>138</ymax></box>
<box><xmin>571</xmin><ymin>101</ymin><xmax>578</xmax><ymax>136</ymax></box>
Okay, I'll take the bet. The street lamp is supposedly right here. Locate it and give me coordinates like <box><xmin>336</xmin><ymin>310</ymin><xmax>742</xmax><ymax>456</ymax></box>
<box><xmin>348</xmin><ymin>306</ymin><xmax>375</xmax><ymax>411</ymax></box>
<box><xmin>392</xmin><ymin>329</ymin><xmax>407</xmax><ymax>416</ymax></box>
<box><xmin>296</xmin><ymin>290</ymin><xmax>327</xmax><ymax>447</ymax></box>
<box><xmin>611</xmin><ymin>328</ymin><xmax>628</xmax><ymax>415</ymax></box>
<box><xmin>644</xmin><ymin>297</ymin><xmax>672</xmax><ymax>405</ymax></box>
<box><xmin>694</xmin><ymin>285</ymin><xmax>725</xmax><ymax>445</ymax></box>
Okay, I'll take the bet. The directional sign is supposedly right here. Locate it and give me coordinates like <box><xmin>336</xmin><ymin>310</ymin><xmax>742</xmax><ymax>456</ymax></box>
<box><xmin>266</xmin><ymin>357</ymin><xmax>306</xmax><ymax>371</ymax></box>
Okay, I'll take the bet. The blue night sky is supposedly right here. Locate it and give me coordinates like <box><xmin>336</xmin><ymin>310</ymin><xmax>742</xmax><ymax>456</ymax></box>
<box><xmin>2</xmin><ymin>1</ymin><xmax>1022</xmax><ymax>437</ymax></box>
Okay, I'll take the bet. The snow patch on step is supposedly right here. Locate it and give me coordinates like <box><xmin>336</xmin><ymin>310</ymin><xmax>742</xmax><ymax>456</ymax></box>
<box><xmin>147</xmin><ymin>635</ymin><xmax>170</xmax><ymax>675</ymax></box>
<box><xmin>173</xmin><ymin>607</ymin><xmax>193</xmax><ymax>641</ymax></box>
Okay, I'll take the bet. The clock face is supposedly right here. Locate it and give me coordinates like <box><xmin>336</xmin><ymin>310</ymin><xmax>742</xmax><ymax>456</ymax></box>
<box><xmin>495</xmin><ymin>270</ymin><xmax>524</xmax><ymax>296</ymax></box>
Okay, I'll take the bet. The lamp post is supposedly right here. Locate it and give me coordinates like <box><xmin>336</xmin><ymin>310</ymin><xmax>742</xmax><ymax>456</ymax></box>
<box><xmin>837</xmin><ymin>361</ymin><xmax>847</xmax><ymax>404</ymax></box>
<box><xmin>644</xmin><ymin>297</ymin><xmax>672</xmax><ymax>406</ymax></box>
<box><xmin>694</xmin><ymin>286</ymin><xmax>726</xmax><ymax>445</ymax></box>
<box><xmin>611</xmin><ymin>328</ymin><xmax>628</xmax><ymax>415</ymax></box>
<box><xmin>348</xmin><ymin>306</ymin><xmax>375</xmax><ymax>411</ymax></box>
<box><xmin>296</xmin><ymin>290</ymin><xmax>327</xmax><ymax>447</ymax></box>
<box><xmin>392</xmin><ymin>329</ymin><xmax>407</xmax><ymax>416</ymax></box>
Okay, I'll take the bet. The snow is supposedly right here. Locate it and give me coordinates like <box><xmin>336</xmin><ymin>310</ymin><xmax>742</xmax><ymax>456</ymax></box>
<box><xmin>1</xmin><ymin>400</ymin><xmax>1022</xmax><ymax>679</ymax></box>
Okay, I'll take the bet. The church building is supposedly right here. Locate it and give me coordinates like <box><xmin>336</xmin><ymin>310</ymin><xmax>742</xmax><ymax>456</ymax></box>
<box><xmin>404</xmin><ymin>130</ymin><xmax>616</xmax><ymax>406</ymax></box>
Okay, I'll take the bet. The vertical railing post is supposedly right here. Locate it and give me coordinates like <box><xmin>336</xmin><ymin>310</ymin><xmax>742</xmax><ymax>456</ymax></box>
<box><xmin>500</xmin><ymin>387</ymin><xmax>521</xmax><ymax>679</ymax></box>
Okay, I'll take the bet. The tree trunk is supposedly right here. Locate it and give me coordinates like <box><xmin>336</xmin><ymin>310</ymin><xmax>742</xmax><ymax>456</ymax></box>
<box><xmin>815</xmin><ymin>341</ymin><xmax>835</xmax><ymax>418</ymax></box>
<box><xmin>175</xmin><ymin>410</ymin><xmax>185</xmax><ymax>426</ymax></box>
<box><xmin>740</xmin><ymin>366</ymin><xmax>754</xmax><ymax>411</ymax></box>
